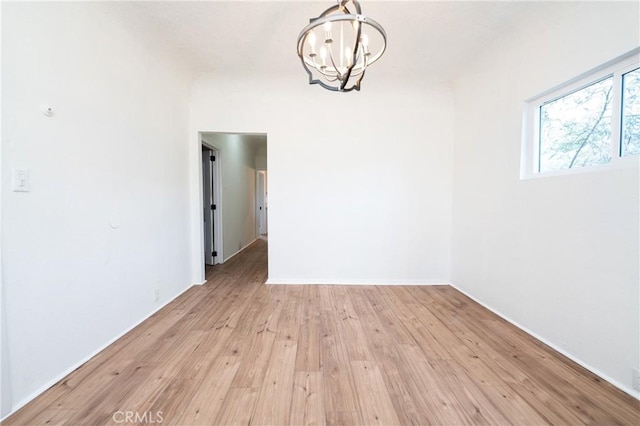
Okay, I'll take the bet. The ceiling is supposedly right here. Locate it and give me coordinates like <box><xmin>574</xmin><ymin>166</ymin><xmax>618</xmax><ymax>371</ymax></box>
<box><xmin>121</xmin><ymin>1</ymin><xmax>560</xmax><ymax>83</ymax></box>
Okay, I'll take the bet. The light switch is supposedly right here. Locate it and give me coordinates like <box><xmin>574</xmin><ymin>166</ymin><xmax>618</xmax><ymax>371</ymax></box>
<box><xmin>12</xmin><ymin>169</ymin><xmax>30</xmax><ymax>192</ymax></box>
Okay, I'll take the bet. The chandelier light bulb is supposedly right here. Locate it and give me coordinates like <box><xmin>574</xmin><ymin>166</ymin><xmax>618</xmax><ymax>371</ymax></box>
<box><xmin>323</xmin><ymin>21</ymin><xmax>333</xmax><ymax>44</ymax></box>
<box><xmin>361</xmin><ymin>33</ymin><xmax>369</xmax><ymax>47</ymax></box>
<box><xmin>308</xmin><ymin>31</ymin><xmax>317</xmax><ymax>55</ymax></box>
<box><xmin>320</xmin><ymin>45</ymin><xmax>327</xmax><ymax>68</ymax></box>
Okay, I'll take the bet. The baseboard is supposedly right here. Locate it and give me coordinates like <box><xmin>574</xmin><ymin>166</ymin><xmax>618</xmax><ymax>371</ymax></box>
<box><xmin>1</xmin><ymin>283</ymin><xmax>195</xmax><ymax>421</ymax></box>
<box><xmin>265</xmin><ymin>278</ymin><xmax>449</xmax><ymax>285</ymax></box>
<box><xmin>223</xmin><ymin>238</ymin><xmax>257</xmax><ymax>263</ymax></box>
<box><xmin>449</xmin><ymin>283</ymin><xmax>640</xmax><ymax>401</ymax></box>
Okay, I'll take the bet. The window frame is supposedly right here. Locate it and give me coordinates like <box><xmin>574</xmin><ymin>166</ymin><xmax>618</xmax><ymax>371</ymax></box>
<box><xmin>522</xmin><ymin>48</ymin><xmax>640</xmax><ymax>179</ymax></box>
<box><xmin>620</xmin><ymin>65</ymin><xmax>640</xmax><ymax>157</ymax></box>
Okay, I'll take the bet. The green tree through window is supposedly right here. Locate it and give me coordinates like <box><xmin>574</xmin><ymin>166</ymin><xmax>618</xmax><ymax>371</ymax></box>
<box><xmin>539</xmin><ymin>77</ymin><xmax>613</xmax><ymax>172</ymax></box>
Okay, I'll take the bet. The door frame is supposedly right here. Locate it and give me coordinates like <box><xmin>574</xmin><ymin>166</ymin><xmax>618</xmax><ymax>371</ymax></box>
<box><xmin>201</xmin><ymin>141</ymin><xmax>222</xmax><ymax>266</ymax></box>
<box><xmin>256</xmin><ymin>170</ymin><xmax>267</xmax><ymax>236</ymax></box>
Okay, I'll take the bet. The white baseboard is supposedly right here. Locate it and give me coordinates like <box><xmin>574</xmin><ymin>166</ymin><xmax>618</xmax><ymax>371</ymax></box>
<box><xmin>223</xmin><ymin>239</ymin><xmax>257</xmax><ymax>263</ymax></box>
<box><xmin>1</xmin><ymin>283</ymin><xmax>195</xmax><ymax>421</ymax></box>
<box><xmin>265</xmin><ymin>278</ymin><xmax>449</xmax><ymax>285</ymax></box>
<box><xmin>450</xmin><ymin>283</ymin><xmax>640</xmax><ymax>401</ymax></box>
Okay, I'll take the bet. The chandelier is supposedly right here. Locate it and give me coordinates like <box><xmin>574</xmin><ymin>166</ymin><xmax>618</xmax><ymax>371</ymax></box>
<box><xmin>296</xmin><ymin>0</ymin><xmax>387</xmax><ymax>92</ymax></box>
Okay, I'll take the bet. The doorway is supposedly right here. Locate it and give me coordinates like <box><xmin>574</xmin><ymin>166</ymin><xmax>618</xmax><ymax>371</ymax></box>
<box><xmin>196</xmin><ymin>132</ymin><xmax>267</xmax><ymax>283</ymax></box>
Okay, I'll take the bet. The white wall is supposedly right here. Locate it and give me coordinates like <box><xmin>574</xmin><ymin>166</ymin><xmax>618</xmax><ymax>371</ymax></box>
<box><xmin>0</xmin><ymin>2</ymin><xmax>10</xmax><ymax>417</ymax></box>
<box><xmin>1</xmin><ymin>2</ymin><xmax>193</xmax><ymax>416</ymax></box>
<box><xmin>202</xmin><ymin>133</ymin><xmax>259</xmax><ymax>262</ymax></box>
<box><xmin>255</xmin><ymin>145</ymin><xmax>267</xmax><ymax>171</ymax></box>
<box><xmin>189</xmin><ymin>76</ymin><xmax>454</xmax><ymax>285</ymax></box>
<box><xmin>451</xmin><ymin>2</ymin><xmax>639</xmax><ymax>395</ymax></box>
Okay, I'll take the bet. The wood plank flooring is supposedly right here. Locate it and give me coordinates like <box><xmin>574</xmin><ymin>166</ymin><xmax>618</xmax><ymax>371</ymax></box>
<box><xmin>4</xmin><ymin>239</ymin><xmax>639</xmax><ymax>425</ymax></box>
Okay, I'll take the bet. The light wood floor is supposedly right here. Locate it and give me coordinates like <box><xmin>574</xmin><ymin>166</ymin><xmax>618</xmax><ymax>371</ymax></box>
<box><xmin>4</xmin><ymin>239</ymin><xmax>639</xmax><ymax>425</ymax></box>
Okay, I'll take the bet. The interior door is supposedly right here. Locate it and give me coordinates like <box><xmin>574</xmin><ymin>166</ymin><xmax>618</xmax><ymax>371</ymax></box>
<box><xmin>202</xmin><ymin>146</ymin><xmax>215</xmax><ymax>265</ymax></box>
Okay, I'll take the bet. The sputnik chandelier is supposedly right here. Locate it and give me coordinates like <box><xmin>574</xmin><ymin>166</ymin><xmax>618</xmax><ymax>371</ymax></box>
<box><xmin>296</xmin><ymin>0</ymin><xmax>387</xmax><ymax>92</ymax></box>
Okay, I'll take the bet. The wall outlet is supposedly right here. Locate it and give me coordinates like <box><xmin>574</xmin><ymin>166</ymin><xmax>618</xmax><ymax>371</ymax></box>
<box><xmin>153</xmin><ymin>288</ymin><xmax>160</xmax><ymax>303</ymax></box>
<box><xmin>633</xmin><ymin>368</ymin><xmax>640</xmax><ymax>392</ymax></box>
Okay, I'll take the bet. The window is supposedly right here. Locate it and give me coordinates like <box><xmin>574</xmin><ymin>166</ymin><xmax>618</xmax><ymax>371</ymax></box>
<box><xmin>539</xmin><ymin>76</ymin><xmax>613</xmax><ymax>172</ymax></box>
<box><xmin>622</xmin><ymin>67</ymin><xmax>640</xmax><ymax>156</ymax></box>
<box><xmin>523</xmin><ymin>49</ymin><xmax>639</xmax><ymax>177</ymax></box>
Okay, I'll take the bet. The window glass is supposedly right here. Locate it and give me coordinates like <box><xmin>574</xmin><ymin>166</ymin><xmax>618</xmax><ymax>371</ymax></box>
<box><xmin>539</xmin><ymin>77</ymin><xmax>613</xmax><ymax>172</ymax></box>
<box><xmin>621</xmin><ymin>68</ymin><xmax>640</xmax><ymax>156</ymax></box>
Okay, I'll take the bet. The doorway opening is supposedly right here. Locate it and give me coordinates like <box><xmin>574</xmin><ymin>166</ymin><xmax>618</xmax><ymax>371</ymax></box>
<box><xmin>198</xmin><ymin>132</ymin><xmax>267</xmax><ymax>279</ymax></box>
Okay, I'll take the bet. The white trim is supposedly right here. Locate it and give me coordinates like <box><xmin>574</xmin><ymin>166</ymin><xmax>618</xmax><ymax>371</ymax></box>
<box><xmin>610</xmin><ymin>65</ymin><xmax>623</xmax><ymax>161</ymax></box>
<box><xmin>194</xmin><ymin>134</ymin><xmax>206</xmax><ymax>283</ymax></box>
<box><xmin>265</xmin><ymin>278</ymin><xmax>449</xmax><ymax>285</ymax></box>
<box><xmin>211</xmin><ymin>148</ymin><xmax>223</xmax><ymax>264</ymax></box>
<box><xmin>450</xmin><ymin>283</ymin><xmax>640</xmax><ymax>401</ymax></box>
<box><xmin>0</xmin><ymin>283</ymin><xmax>196</xmax><ymax>421</ymax></box>
<box><xmin>521</xmin><ymin>48</ymin><xmax>640</xmax><ymax>179</ymax></box>
<box><xmin>521</xmin><ymin>152</ymin><xmax>638</xmax><ymax>180</ymax></box>
<box><xmin>223</xmin><ymin>238</ymin><xmax>257</xmax><ymax>263</ymax></box>
<box><xmin>530</xmin><ymin>49</ymin><xmax>639</xmax><ymax>103</ymax></box>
